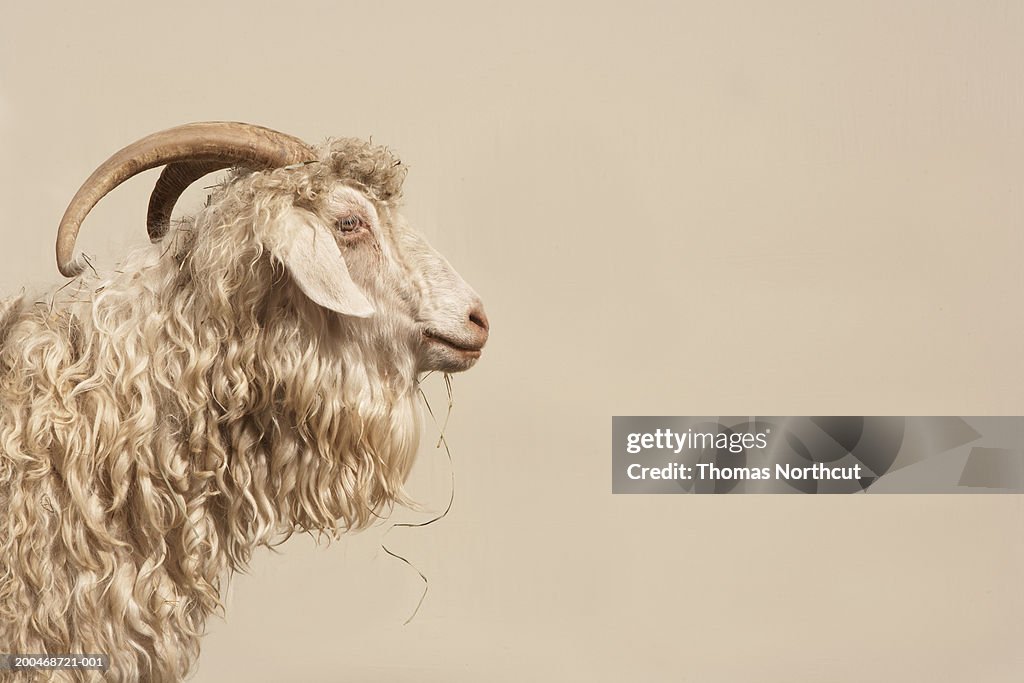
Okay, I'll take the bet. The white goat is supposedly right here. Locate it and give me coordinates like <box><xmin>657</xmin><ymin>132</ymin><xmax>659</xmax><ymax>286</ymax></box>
<box><xmin>0</xmin><ymin>122</ymin><xmax>489</xmax><ymax>681</ymax></box>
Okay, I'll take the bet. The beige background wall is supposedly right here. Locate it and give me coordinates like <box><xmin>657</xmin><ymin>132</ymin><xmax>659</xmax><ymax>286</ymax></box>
<box><xmin>2</xmin><ymin>2</ymin><xmax>1022</xmax><ymax>681</ymax></box>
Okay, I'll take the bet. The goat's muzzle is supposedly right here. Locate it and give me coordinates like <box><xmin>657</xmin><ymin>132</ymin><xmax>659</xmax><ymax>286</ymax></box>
<box><xmin>419</xmin><ymin>300</ymin><xmax>489</xmax><ymax>373</ymax></box>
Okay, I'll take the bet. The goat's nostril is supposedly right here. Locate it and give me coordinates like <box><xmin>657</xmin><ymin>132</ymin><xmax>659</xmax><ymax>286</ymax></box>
<box><xmin>469</xmin><ymin>306</ymin><xmax>489</xmax><ymax>333</ymax></box>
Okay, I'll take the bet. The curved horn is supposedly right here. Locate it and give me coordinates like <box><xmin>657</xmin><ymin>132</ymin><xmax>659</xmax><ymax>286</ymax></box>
<box><xmin>146</xmin><ymin>159</ymin><xmax>230</xmax><ymax>242</ymax></box>
<box><xmin>56</xmin><ymin>121</ymin><xmax>316</xmax><ymax>277</ymax></box>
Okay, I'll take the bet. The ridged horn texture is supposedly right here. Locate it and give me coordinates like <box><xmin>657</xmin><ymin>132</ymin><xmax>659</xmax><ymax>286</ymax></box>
<box><xmin>56</xmin><ymin>122</ymin><xmax>317</xmax><ymax>277</ymax></box>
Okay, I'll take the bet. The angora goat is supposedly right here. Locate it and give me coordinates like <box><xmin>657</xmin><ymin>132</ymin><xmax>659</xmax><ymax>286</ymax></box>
<box><xmin>0</xmin><ymin>122</ymin><xmax>489</xmax><ymax>681</ymax></box>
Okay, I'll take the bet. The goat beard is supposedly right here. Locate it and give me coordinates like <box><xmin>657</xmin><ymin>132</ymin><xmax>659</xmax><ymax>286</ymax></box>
<box><xmin>0</xmin><ymin>261</ymin><xmax>423</xmax><ymax>682</ymax></box>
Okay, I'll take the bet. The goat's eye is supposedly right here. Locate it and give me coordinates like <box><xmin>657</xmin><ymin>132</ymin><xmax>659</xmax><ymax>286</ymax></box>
<box><xmin>337</xmin><ymin>215</ymin><xmax>365</xmax><ymax>233</ymax></box>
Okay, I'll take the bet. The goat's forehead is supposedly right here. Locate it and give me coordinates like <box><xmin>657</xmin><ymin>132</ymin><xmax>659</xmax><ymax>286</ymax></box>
<box><xmin>324</xmin><ymin>184</ymin><xmax>378</xmax><ymax>214</ymax></box>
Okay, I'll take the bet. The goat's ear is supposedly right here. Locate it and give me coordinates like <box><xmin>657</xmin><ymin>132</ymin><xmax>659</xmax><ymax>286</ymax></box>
<box><xmin>271</xmin><ymin>207</ymin><xmax>375</xmax><ymax>317</ymax></box>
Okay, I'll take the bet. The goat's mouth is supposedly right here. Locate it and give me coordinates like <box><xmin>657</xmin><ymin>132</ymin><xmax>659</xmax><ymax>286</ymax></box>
<box><xmin>422</xmin><ymin>330</ymin><xmax>483</xmax><ymax>357</ymax></box>
<box><xmin>420</xmin><ymin>329</ymin><xmax>484</xmax><ymax>373</ymax></box>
